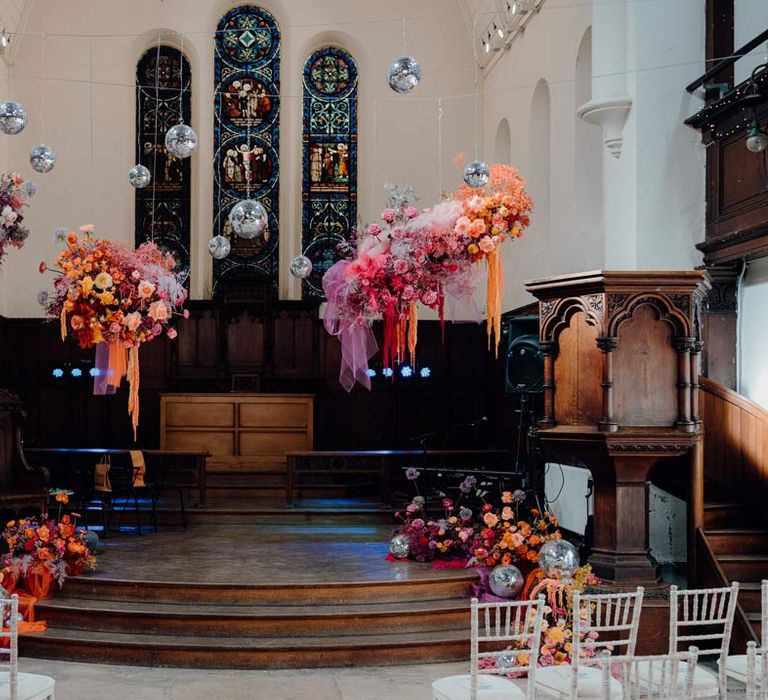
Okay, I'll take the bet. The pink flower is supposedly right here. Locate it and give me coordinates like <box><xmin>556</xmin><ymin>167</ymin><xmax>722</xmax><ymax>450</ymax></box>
<box><xmin>131</xmin><ymin>270</ymin><xmax>141</xmax><ymax>280</ymax></box>
<box><xmin>478</xmin><ymin>236</ymin><xmax>496</xmax><ymax>253</ymax></box>
<box><xmin>501</xmin><ymin>507</ymin><xmax>514</xmax><ymax>521</ymax></box>
<box><xmin>183</xmin><ymin>309</ymin><xmax>190</xmax><ymax>319</ymax></box>
<box><xmin>366</xmin><ymin>223</ymin><xmax>381</xmax><ymax>236</ymax></box>
<box><xmin>148</xmin><ymin>301</ymin><xmax>169</xmax><ymax>321</ymax></box>
<box><xmin>411</xmin><ymin>518</ymin><xmax>425</xmax><ymax>529</ymax></box>
<box><xmin>138</xmin><ymin>280</ymin><xmax>155</xmax><ymax>299</ymax></box>
<box><xmin>12</xmin><ymin>173</ymin><xmax>23</xmax><ymax>185</ymax></box>
<box><xmin>402</xmin><ymin>285</ymin><xmax>416</xmax><ymax>300</ymax></box>
<box><xmin>454</xmin><ymin>216</ymin><xmax>472</xmax><ymax>236</ymax></box>
<box><xmin>38</xmin><ymin>261</ymin><xmax>46</xmax><ymax>274</ymax></box>
<box><xmin>381</xmin><ymin>208</ymin><xmax>396</xmax><ymax>223</ymax></box>
<box><xmin>501</xmin><ymin>491</ymin><xmax>513</xmax><ymax>504</ymax></box>
<box><xmin>404</xmin><ymin>206</ymin><xmax>419</xmax><ymax>219</ymax></box>
<box><xmin>467</xmin><ymin>196</ymin><xmax>484</xmax><ymax>213</ymax></box>
<box><xmin>482</xmin><ymin>503</ymin><xmax>493</xmax><ymax>513</ymax></box>
<box><xmin>442</xmin><ymin>498</ymin><xmax>454</xmax><ymax>509</ymax></box>
<box><xmin>123</xmin><ymin>312</ymin><xmax>142</xmax><ymax>331</ymax></box>
<box><xmin>167</xmin><ymin>327</ymin><xmax>178</xmax><ymax>339</ymax></box>
<box><xmin>79</xmin><ymin>224</ymin><xmax>94</xmax><ymax>235</ymax></box>
<box><xmin>406</xmin><ymin>503</ymin><xmax>419</xmax><ymax>513</ymax></box>
<box><xmin>421</xmin><ymin>290</ymin><xmax>438</xmax><ymax>306</ymax></box>
<box><xmin>483</xmin><ymin>513</ymin><xmax>499</xmax><ymax>527</ymax></box>
<box><xmin>393</xmin><ymin>259</ymin><xmax>408</xmax><ymax>274</ymax></box>
<box><xmin>469</xmin><ymin>220</ymin><xmax>487</xmax><ymax>238</ymax></box>
<box><xmin>109</xmin><ymin>322</ymin><xmax>121</xmax><ymax>336</ymax></box>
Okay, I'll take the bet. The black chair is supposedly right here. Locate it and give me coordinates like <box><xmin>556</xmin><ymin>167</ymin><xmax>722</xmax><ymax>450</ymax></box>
<box><xmin>145</xmin><ymin>456</ymin><xmax>187</xmax><ymax>529</ymax></box>
<box><xmin>99</xmin><ymin>460</ymin><xmax>158</xmax><ymax>535</ymax></box>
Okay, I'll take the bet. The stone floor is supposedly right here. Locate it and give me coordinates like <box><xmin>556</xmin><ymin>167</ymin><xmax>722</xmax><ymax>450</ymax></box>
<box><xmin>17</xmin><ymin>658</ymin><xmax>500</xmax><ymax>699</ymax></box>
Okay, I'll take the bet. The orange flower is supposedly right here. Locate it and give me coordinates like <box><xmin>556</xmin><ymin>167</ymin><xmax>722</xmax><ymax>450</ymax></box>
<box><xmin>55</xmin><ymin>493</ymin><xmax>69</xmax><ymax>504</ymax></box>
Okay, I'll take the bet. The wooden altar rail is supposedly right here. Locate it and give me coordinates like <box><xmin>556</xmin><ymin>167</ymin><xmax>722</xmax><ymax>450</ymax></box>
<box><xmin>24</xmin><ymin>448</ymin><xmax>209</xmax><ymax>506</ymax></box>
<box><xmin>286</xmin><ymin>450</ymin><xmax>515</xmax><ymax>506</ymax></box>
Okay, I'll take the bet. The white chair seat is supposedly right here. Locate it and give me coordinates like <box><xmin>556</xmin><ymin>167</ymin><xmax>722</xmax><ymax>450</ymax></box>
<box><xmin>721</xmin><ymin>653</ymin><xmax>762</xmax><ymax>684</ymax></box>
<box><xmin>432</xmin><ymin>673</ymin><xmax>525</xmax><ymax>700</ymax></box>
<box><xmin>0</xmin><ymin>672</ymin><xmax>55</xmax><ymax>700</ymax></box>
<box><xmin>534</xmin><ymin>664</ymin><xmax>622</xmax><ymax>698</ymax></box>
<box><xmin>635</xmin><ymin>660</ymin><xmax>717</xmax><ymax>695</ymax></box>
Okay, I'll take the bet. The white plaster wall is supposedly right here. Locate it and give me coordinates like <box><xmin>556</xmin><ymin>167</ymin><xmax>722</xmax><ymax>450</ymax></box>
<box><xmin>739</xmin><ymin>257</ymin><xmax>768</xmax><ymax>407</ymax></box>
<box><xmin>649</xmin><ymin>485</ymin><xmax>687</xmax><ymax>564</ymax></box>
<box><xmin>0</xmin><ymin>0</ymin><xmax>475</xmax><ymax>317</ymax></box>
<box><xmin>734</xmin><ymin>0</ymin><xmax>768</xmax><ymax>86</ymax></box>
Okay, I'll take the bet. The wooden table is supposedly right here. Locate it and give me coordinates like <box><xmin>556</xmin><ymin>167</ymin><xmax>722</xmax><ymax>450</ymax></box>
<box><xmin>286</xmin><ymin>449</ymin><xmax>514</xmax><ymax>505</ymax></box>
<box><xmin>24</xmin><ymin>448</ymin><xmax>209</xmax><ymax>506</ymax></box>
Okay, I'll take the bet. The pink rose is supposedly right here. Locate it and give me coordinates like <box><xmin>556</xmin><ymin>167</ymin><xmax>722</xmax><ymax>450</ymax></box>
<box><xmin>501</xmin><ymin>507</ymin><xmax>514</xmax><ymax>521</ymax></box>
<box><xmin>402</xmin><ymin>285</ymin><xmax>415</xmax><ymax>300</ymax></box>
<box><xmin>483</xmin><ymin>513</ymin><xmax>499</xmax><ymax>527</ymax></box>
<box><xmin>404</xmin><ymin>206</ymin><xmax>419</xmax><ymax>219</ymax></box>
<box><xmin>123</xmin><ymin>312</ymin><xmax>142</xmax><ymax>332</ymax></box>
<box><xmin>478</xmin><ymin>236</ymin><xmax>496</xmax><ymax>254</ymax></box>
<box><xmin>381</xmin><ymin>208</ymin><xmax>396</xmax><ymax>223</ymax></box>
<box><xmin>393</xmin><ymin>259</ymin><xmax>408</xmax><ymax>274</ymax></box>
<box><xmin>167</xmin><ymin>327</ymin><xmax>178</xmax><ymax>339</ymax></box>
<box><xmin>12</xmin><ymin>173</ymin><xmax>23</xmax><ymax>185</ymax></box>
<box><xmin>411</xmin><ymin>518</ymin><xmax>425</xmax><ymax>529</ymax></box>
<box><xmin>367</xmin><ymin>223</ymin><xmax>382</xmax><ymax>236</ymax></box>
<box><xmin>469</xmin><ymin>220</ymin><xmax>487</xmax><ymax>238</ymax></box>
<box><xmin>421</xmin><ymin>290</ymin><xmax>438</xmax><ymax>306</ymax></box>
<box><xmin>454</xmin><ymin>216</ymin><xmax>471</xmax><ymax>236</ymax></box>
<box><xmin>183</xmin><ymin>309</ymin><xmax>190</xmax><ymax>319</ymax></box>
<box><xmin>138</xmin><ymin>280</ymin><xmax>155</xmax><ymax>299</ymax></box>
<box><xmin>148</xmin><ymin>300</ymin><xmax>170</xmax><ymax>321</ymax></box>
<box><xmin>131</xmin><ymin>270</ymin><xmax>141</xmax><ymax>280</ymax></box>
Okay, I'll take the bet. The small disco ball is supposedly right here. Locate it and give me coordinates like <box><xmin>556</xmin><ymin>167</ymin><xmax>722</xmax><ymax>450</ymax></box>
<box><xmin>0</xmin><ymin>101</ymin><xmax>27</xmax><ymax>135</ymax></box>
<box><xmin>128</xmin><ymin>164</ymin><xmax>151</xmax><ymax>188</ymax></box>
<box><xmin>289</xmin><ymin>255</ymin><xmax>313</xmax><ymax>279</ymax></box>
<box><xmin>29</xmin><ymin>144</ymin><xmax>56</xmax><ymax>173</ymax></box>
<box><xmin>463</xmin><ymin>160</ymin><xmax>490</xmax><ymax>188</ymax></box>
<box><xmin>488</xmin><ymin>564</ymin><xmax>524</xmax><ymax>599</ymax></box>
<box><xmin>83</xmin><ymin>530</ymin><xmax>99</xmax><ymax>552</ymax></box>
<box><xmin>208</xmin><ymin>235</ymin><xmax>231</xmax><ymax>260</ymax></box>
<box><xmin>389</xmin><ymin>533</ymin><xmax>410</xmax><ymax>559</ymax></box>
<box><xmin>538</xmin><ymin>539</ymin><xmax>580</xmax><ymax>580</ymax></box>
<box><xmin>387</xmin><ymin>56</ymin><xmax>422</xmax><ymax>93</ymax></box>
<box><xmin>165</xmin><ymin>123</ymin><xmax>197</xmax><ymax>159</ymax></box>
<box><xmin>228</xmin><ymin>199</ymin><xmax>268</xmax><ymax>240</ymax></box>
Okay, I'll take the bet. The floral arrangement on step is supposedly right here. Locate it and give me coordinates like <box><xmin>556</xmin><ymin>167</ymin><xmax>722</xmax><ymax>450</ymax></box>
<box><xmin>323</xmin><ymin>167</ymin><xmax>532</xmax><ymax>391</ymax></box>
<box><xmin>1</xmin><ymin>515</ymin><xmax>95</xmax><ymax>597</ymax></box>
<box><xmin>39</xmin><ymin>225</ymin><xmax>188</xmax><ymax>437</ymax></box>
<box><xmin>0</xmin><ymin>171</ymin><xmax>35</xmax><ymax>264</ymax></box>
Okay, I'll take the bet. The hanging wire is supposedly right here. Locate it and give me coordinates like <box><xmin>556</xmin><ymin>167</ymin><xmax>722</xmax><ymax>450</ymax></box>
<box><xmin>89</xmin><ymin>38</ymin><xmax>94</xmax><ymax>166</ymax></box>
<box><xmin>149</xmin><ymin>34</ymin><xmax>161</xmax><ymax>242</ymax></box>
<box><xmin>178</xmin><ymin>33</ymin><xmax>184</xmax><ymax>124</ymax></box>
<box><xmin>437</xmin><ymin>97</ymin><xmax>444</xmax><ymax>196</ymax></box>
<box><xmin>401</xmin><ymin>18</ymin><xmax>408</xmax><ymax>55</ymax></box>
<box><xmin>39</xmin><ymin>32</ymin><xmax>46</xmax><ymax>142</ymax></box>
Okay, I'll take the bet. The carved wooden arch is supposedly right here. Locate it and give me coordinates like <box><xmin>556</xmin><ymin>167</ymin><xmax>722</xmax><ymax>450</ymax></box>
<box><xmin>541</xmin><ymin>295</ymin><xmax>604</xmax><ymax>344</ymax></box>
<box><xmin>607</xmin><ymin>293</ymin><xmax>691</xmax><ymax>339</ymax></box>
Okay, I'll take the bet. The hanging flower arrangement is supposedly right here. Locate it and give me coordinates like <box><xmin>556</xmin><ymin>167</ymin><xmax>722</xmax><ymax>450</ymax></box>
<box><xmin>40</xmin><ymin>226</ymin><xmax>188</xmax><ymax>437</ymax></box>
<box><xmin>323</xmin><ymin>165</ymin><xmax>532</xmax><ymax>390</ymax></box>
<box><xmin>0</xmin><ymin>171</ymin><xmax>36</xmax><ymax>264</ymax></box>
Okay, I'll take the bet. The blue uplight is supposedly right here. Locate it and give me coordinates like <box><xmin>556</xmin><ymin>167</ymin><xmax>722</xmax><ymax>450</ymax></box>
<box><xmin>401</xmin><ymin>365</ymin><xmax>413</xmax><ymax>378</ymax></box>
<box><xmin>420</xmin><ymin>366</ymin><xmax>431</xmax><ymax>378</ymax></box>
<box><xmin>89</xmin><ymin>367</ymin><xmax>100</xmax><ymax>378</ymax></box>
<box><xmin>71</xmin><ymin>368</ymin><xmax>83</xmax><ymax>378</ymax></box>
<box><xmin>366</xmin><ymin>368</ymin><xmax>376</xmax><ymax>378</ymax></box>
<box><xmin>52</xmin><ymin>368</ymin><xmax>64</xmax><ymax>379</ymax></box>
<box><xmin>382</xmin><ymin>367</ymin><xmax>394</xmax><ymax>378</ymax></box>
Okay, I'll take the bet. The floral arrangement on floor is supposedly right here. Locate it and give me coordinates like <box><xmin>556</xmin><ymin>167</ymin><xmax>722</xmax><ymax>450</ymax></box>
<box><xmin>40</xmin><ymin>225</ymin><xmax>188</xmax><ymax>437</ymax></box>
<box><xmin>323</xmin><ymin>166</ymin><xmax>532</xmax><ymax>391</ymax></box>
<box><xmin>0</xmin><ymin>171</ymin><xmax>36</xmax><ymax>264</ymax></box>
<box><xmin>1</xmin><ymin>515</ymin><xmax>95</xmax><ymax>598</ymax></box>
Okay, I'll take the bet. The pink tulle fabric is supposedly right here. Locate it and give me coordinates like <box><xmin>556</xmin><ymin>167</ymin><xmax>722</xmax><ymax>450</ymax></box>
<box><xmin>323</xmin><ymin>260</ymin><xmax>378</xmax><ymax>392</ymax></box>
<box><xmin>93</xmin><ymin>342</ymin><xmax>117</xmax><ymax>396</ymax></box>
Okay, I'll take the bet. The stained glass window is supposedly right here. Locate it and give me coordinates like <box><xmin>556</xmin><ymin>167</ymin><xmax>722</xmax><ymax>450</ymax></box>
<box><xmin>135</xmin><ymin>45</ymin><xmax>191</xmax><ymax>282</ymax></box>
<box><xmin>213</xmin><ymin>5</ymin><xmax>280</xmax><ymax>296</ymax></box>
<box><xmin>301</xmin><ymin>47</ymin><xmax>358</xmax><ymax>298</ymax></box>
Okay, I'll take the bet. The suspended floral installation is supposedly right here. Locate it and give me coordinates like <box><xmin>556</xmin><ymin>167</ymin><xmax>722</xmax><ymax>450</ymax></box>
<box><xmin>323</xmin><ymin>164</ymin><xmax>532</xmax><ymax>391</ymax></box>
<box><xmin>0</xmin><ymin>171</ymin><xmax>36</xmax><ymax>264</ymax></box>
<box><xmin>40</xmin><ymin>226</ymin><xmax>188</xmax><ymax>438</ymax></box>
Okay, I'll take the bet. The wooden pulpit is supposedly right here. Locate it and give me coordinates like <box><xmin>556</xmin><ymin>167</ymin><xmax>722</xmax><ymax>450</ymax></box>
<box><xmin>525</xmin><ymin>271</ymin><xmax>711</xmax><ymax>584</ymax></box>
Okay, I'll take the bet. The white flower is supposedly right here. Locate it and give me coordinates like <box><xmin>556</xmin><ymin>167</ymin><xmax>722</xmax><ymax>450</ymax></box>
<box><xmin>53</xmin><ymin>228</ymin><xmax>68</xmax><ymax>243</ymax></box>
<box><xmin>0</xmin><ymin>206</ymin><xmax>18</xmax><ymax>228</ymax></box>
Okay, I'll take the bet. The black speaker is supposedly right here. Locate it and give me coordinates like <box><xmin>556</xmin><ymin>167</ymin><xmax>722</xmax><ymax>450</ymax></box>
<box><xmin>505</xmin><ymin>333</ymin><xmax>544</xmax><ymax>394</ymax></box>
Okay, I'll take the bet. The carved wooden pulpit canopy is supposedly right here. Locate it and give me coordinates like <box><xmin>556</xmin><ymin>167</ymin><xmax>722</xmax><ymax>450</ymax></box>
<box><xmin>525</xmin><ymin>270</ymin><xmax>711</xmax><ymax>584</ymax></box>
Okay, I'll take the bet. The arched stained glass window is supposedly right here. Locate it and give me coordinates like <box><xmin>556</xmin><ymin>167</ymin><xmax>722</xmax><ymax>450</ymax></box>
<box><xmin>213</xmin><ymin>5</ymin><xmax>281</xmax><ymax>296</ymax></box>
<box><xmin>135</xmin><ymin>45</ymin><xmax>192</xmax><ymax>282</ymax></box>
<box><xmin>301</xmin><ymin>47</ymin><xmax>358</xmax><ymax>298</ymax></box>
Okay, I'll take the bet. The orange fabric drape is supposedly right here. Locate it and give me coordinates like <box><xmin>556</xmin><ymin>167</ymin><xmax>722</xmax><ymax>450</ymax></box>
<box><xmin>485</xmin><ymin>248</ymin><xmax>504</xmax><ymax>358</ymax></box>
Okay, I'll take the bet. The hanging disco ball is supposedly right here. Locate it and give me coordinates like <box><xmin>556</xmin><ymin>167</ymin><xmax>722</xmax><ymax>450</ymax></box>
<box><xmin>0</xmin><ymin>101</ymin><xmax>27</xmax><ymax>135</ymax></box>
<box><xmin>488</xmin><ymin>564</ymin><xmax>524</xmax><ymax>599</ymax></box>
<box><xmin>289</xmin><ymin>255</ymin><xmax>313</xmax><ymax>279</ymax></box>
<box><xmin>128</xmin><ymin>164</ymin><xmax>151</xmax><ymax>188</ymax></box>
<box><xmin>29</xmin><ymin>144</ymin><xmax>56</xmax><ymax>173</ymax></box>
<box><xmin>464</xmin><ymin>160</ymin><xmax>490</xmax><ymax>188</ymax></box>
<box><xmin>83</xmin><ymin>530</ymin><xmax>100</xmax><ymax>552</ymax></box>
<box><xmin>165</xmin><ymin>123</ymin><xmax>197</xmax><ymax>159</ymax></box>
<box><xmin>389</xmin><ymin>533</ymin><xmax>410</xmax><ymax>559</ymax></box>
<box><xmin>538</xmin><ymin>539</ymin><xmax>580</xmax><ymax>580</ymax></box>
<box><xmin>208</xmin><ymin>235</ymin><xmax>231</xmax><ymax>260</ymax></box>
<box><xmin>387</xmin><ymin>56</ymin><xmax>422</xmax><ymax>93</ymax></box>
<box><xmin>228</xmin><ymin>199</ymin><xmax>268</xmax><ymax>240</ymax></box>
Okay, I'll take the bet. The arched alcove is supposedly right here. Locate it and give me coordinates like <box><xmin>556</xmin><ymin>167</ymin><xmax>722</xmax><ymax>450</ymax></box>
<box><xmin>574</xmin><ymin>28</ymin><xmax>603</xmax><ymax>237</ymax></box>
<box><xmin>529</xmin><ymin>79</ymin><xmax>551</xmax><ymax>241</ymax></box>
<box><xmin>494</xmin><ymin>118</ymin><xmax>511</xmax><ymax>165</ymax></box>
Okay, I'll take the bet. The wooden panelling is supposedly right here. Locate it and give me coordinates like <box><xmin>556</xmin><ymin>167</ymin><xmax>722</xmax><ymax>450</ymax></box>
<box><xmin>166</xmin><ymin>403</ymin><xmax>235</xmax><ymax>428</ymax></box>
<box><xmin>700</xmin><ymin>375</ymin><xmax>768</xmax><ymax>502</ymax></box>
<box><xmin>553</xmin><ymin>311</ymin><xmax>602</xmax><ymax>425</ymax></box>
<box><xmin>239</xmin><ymin>402</ymin><xmax>308</xmax><ymax>428</ymax></box>
<box><xmin>613</xmin><ymin>305</ymin><xmax>678</xmax><ymax>426</ymax></box>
